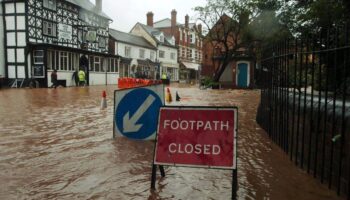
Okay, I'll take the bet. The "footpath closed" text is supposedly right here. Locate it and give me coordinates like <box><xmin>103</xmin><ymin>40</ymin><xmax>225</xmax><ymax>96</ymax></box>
<box><xmin>163</xmin><ymin>119</ymin><xmax>230</xmax><ymax>131</ymax></box>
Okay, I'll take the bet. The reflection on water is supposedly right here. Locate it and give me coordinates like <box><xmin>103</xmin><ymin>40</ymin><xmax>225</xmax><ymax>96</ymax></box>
<box><xmin>0</xmin><ymin>85</ymin><xmax>344</xmax><ymax>199</ymax></box>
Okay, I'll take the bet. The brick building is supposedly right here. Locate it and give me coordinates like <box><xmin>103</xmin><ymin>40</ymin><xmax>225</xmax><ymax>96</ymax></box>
<box><xmin>153</xmin><ymin>9</ymin><xmax>203</xmax><ymax>83</ymax></box>
<box><xmin>202</xmin><ymin>14</ymin><xmax>255</xmax><ymax>88</ymax></box>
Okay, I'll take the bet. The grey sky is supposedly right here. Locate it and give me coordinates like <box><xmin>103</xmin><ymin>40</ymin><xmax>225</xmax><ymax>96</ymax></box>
<box><xmin>90</xmin><ymin>0</ymin><xmax>207</xmax><ymax>32</ymax></box>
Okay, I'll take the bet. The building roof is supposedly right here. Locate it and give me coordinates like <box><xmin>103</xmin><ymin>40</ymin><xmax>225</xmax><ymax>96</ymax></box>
<box><xmin>109</xmin><ymin>29</ymin><xmax>156</xmax><ymax>50</ymax></box>
<box><xmin>154</xmin><ymin>18</ymin><xmax>196</xmax><ymax>29</ymax></box>
<box><xmin>66</xmin><ymin>0</ymin><xmax>112</xmax><ymax>20</ymax></box>
<box><xmin>154</xmin><ymin>18</ymin><xmax>180</xmax><ymax>28</ymax></box>
<box><xmin>136</xmin><ymin>23</ymin><xmax>176</xmax><ymax>47</ymax></box>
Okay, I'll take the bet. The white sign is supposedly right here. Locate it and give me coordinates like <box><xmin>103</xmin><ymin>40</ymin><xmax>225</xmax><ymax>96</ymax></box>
<box><xmin>58</xmin><ymin>24</ymin><xmax>72</xmax><ymax>40</ymax></box>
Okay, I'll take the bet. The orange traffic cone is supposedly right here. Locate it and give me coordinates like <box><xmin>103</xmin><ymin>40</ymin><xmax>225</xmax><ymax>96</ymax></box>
<box><xmin>100</xmin><ymin>90</ymin><xmax>107</xmax><ymax>109</ymax></box>
<box><xmin>166</xmin><ymin>87</ymin><xmax>172</xmax><ymax>103</ymax></box>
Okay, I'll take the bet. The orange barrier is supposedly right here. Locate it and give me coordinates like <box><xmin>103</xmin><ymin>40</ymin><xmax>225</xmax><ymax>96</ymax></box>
<box><xmin>117</xmin><ymin>78</ymin><xmax>162</xmax><ymax>89</ymax></box>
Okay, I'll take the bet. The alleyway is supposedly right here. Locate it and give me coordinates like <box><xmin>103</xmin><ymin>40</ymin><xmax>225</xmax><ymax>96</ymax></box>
<box><xmin>0</xmin><ymin>84</ymin><xmax>344</xmax><ymax>199</ymax></box>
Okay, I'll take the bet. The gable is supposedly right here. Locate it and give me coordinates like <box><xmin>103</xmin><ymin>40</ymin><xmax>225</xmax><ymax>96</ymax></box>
<box><xmin>130</xmin><ymin>23</ymin><xmax>158</xmax><ymax>47</ymax></box>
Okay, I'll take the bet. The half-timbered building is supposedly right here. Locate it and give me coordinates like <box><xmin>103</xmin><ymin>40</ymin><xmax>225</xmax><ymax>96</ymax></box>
<box><xmin>1</xmin><ymin>0</ymin><xmax>119</xmax><ymax>87</ymax></box>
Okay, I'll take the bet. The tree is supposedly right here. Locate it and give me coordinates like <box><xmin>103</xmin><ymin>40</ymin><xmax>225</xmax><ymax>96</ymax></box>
<box><xmin>195</xmin><ymin>0</ymin><xmax>283</xmax><ymax>81</ymax></box>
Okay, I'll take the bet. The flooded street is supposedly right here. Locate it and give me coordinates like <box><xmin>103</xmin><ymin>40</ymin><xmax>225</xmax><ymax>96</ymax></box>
<box><xmin>0</xmin><ymin>84</ymin><xmax>344</xmax><ymax>200</ymax></box>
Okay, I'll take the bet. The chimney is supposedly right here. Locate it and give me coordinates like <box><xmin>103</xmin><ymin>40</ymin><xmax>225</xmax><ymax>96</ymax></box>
<box><xmin>197</xmin><ymin>23</ymin><xmax>202</xmax><ymax>34</ymax></box>
<box><xmin>95</xmin><ymin>0</ymin><xmax>102</xmax><ymax>13</ymax></box>
<box><xmin>185</xmin><ymin>14</ymin><xmax>189</xmax><ymax>28</ymax></box>
<box><xmin>147</xmin><ymin>12</ymin><xmax>154</xmax><ymax>27</ymax></box>
<box><xmin>171</xmin><ymin>9</ymin><xmax>177</xmax><ymax>34</ymax></box>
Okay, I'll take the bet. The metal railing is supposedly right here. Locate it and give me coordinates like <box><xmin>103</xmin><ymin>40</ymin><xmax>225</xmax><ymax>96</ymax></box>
<box><xmin>256</xmin><ymin>25</ymin><xmax>350</xmax><ymax>198</ymax></box>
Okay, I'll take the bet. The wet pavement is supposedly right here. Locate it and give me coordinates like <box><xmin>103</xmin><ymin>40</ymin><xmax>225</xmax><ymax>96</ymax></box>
<box><xmin>0</xmin><ymin>84</ymin><xmax>344</xmax><ymax>200</ymax></box>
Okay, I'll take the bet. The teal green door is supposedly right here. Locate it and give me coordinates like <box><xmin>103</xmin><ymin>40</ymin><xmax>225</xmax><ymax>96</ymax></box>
<box><xmin>237</xmin><ymin>63</ymin><xmax>248</xmax><ymax>87</ymax></box>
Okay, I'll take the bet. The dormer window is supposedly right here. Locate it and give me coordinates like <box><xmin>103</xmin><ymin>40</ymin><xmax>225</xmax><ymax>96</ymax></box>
<box><xmin>43</xmin><ymin>0</ymin><xmax>56</xmax><ymax>10</ymax></box>
<box><xmin>160</xmin><ymin>35</ymin><xmax>164</xmax><ymax>43</ymax></box>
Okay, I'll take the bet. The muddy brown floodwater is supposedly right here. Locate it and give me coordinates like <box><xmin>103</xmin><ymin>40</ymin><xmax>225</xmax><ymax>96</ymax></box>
<box><xmin>0</xmin><ymin>84</ymin><xmax>344</xmax><ymax>200</ymax></box>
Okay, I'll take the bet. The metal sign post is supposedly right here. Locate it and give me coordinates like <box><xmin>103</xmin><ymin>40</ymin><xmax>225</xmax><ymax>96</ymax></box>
<box><xmin>151</xmin><ymin>106</ymin><xmax>238</xmax><ymax>199</ymax></box>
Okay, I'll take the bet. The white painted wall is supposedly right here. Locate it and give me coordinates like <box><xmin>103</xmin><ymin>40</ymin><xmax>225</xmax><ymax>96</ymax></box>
<box><xmin>0</xmin><ymin>3</ymin><xmax>5</xmax><ymax>78</ymax></box>
<box><xmin>116</xmin><ymin>41</ymin><xmax>156</xmax><ymax>62</ymax></box>
<box><xmin>219</xmin><ymin>62</ymin><xmax>233</xmax><ymax>82</ymax></box>
<box><xmin>47</xmin><ymin>71</ymin><xmax>119</xmax><ymax>87</ymax></box>
<box><xmin>158</xmin><ymin>45</ymin><xmax>177</xmax><ymax>66</ymax></box>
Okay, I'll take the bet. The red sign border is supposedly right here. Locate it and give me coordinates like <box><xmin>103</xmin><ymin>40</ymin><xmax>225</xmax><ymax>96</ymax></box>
<box><xmin>153</xmin><ymin>106</ymin><xmax>238</xmax><ymax>170</ymax></box>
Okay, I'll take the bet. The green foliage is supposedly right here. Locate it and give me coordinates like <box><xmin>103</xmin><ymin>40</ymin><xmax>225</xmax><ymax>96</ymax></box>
<box><xmin>278</xmin><ymin>0</ymin><xmax>349</xmax><ymax>36</ymax></box>
<box><xmin>201</xmin><ymin>76</ymin><xmax>219</xmax><ymax>88</ymax></box>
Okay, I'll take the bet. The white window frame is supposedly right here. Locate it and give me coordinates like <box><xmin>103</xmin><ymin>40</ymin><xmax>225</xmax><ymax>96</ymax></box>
<box><xmin>43</xmin><ymin>0</ymin><xmax>56</xmax><ymax>10</ymax></box>
<box><xmin>150</xmin><ymin>51</ymin><xmax>155</xmax><ymax>61</ymax></box>
<box><xmin>59</xmin><ymin>51</ymin><xmax>68</xmax><ymax>71</ymax></box>
<box><xmin>125</xmin><ymin>46</ymin><xmax>131</xmax><ymax>57</ymax></box>
<box><xmin>43</xmin><ymin>21</ymin><xmax>56</xmax><ymax>37</ymax></box>
<box><xmin>33</xmin><ymin>50</ymin><xmax>44</xmax><ymax>64</ymax></box>
<box><xmin>94</xmin><ymin>56</ymin><xmax>100</xmax><ymax>72</ymax></box>
<box><xmin>170</xmin><ymin>52</ymin><xmax>175</xmax><ymax>60</ymax></box>
<box><xmin>139</xmin><ymin>49</ymin><xmax>145</xmax><ymax>59</ymax></box>
<box><xmin>159</xmin><ymin>50</ymin><xmax>165</xmax><ymax>58</ymax></box>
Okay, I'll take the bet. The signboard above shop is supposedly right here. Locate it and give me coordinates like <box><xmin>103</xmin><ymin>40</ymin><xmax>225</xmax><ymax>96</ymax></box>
<box><xmin>58</xmin><ymin>24</ymin><xmax>72</xmax><ymax>40</ymax></box>
<box><xmin>154</xmin><ymin>106</ymin><xmax>237</xmax><ymax>169</ymax></box>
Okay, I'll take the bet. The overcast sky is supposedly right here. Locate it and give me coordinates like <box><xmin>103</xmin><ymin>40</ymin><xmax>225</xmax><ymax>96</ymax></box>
<box><xmin>89</xmin><ymin>0</ymin><xmax>207</xmax><ymax>32</ymax></box>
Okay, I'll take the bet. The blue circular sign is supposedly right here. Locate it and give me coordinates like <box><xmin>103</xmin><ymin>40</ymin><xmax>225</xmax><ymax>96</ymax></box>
<box><xmin>115</xmin><ymin>88</ymin><xmax>163</xmax><ymax>140</ymax></box>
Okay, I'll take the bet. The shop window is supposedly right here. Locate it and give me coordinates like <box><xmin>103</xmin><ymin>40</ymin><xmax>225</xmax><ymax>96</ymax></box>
<box><xmin>33</xmin><ymin>50</ymin><xmax>44</xmax><ymax>64</ymax></box>
<box><xmin>94</xmin><ymin>56</ymin><xmax>100</xmax><ymax>72</ymax></box>
<box><xmin>59</xmin><ymin>51</ymin><xmax>68</xmax><ymax>70</ymax></box>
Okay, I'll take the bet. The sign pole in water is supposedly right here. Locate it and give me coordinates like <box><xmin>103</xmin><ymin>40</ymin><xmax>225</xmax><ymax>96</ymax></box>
<box><xmin>151</xmin><ymin>106</ymin><xmax>238</xmax><ymax>199</ymax></box>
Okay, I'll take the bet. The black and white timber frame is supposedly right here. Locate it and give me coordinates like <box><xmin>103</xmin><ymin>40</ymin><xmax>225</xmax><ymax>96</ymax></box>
<box><xmin>1</xmin><ymin>0</ymin><xmax>118</xmax><ymax>87</ymax></box>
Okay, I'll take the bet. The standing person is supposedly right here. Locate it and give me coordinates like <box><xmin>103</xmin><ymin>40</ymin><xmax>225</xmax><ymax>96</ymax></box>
<box><xmin>50</xmin><ymin>69</ymin><xmax>58</xmax><ymax>88</ymax></box>
<box><xmin>72</xmin><ymin>70</ymin><xmax>79</xmax><ymax>86</ymax></box>
<box><xmin>78</xmin><ymin>68</ymin><xmax>86</xmax><ymax>87</ymax></box>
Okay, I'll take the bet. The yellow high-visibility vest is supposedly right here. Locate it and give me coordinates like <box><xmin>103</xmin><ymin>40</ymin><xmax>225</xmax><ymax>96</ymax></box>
<box><xmin>78</xmin><ymin>70</ymin><xmax>85</xmax><ymax>81</ymax></box>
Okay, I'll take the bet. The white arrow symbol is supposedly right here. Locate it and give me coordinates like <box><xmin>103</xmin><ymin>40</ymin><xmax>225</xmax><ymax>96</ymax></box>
<box><xmin>123</xmin><ymin>94</ymin><xmax>156</xmax><ymax>133</ymax></box>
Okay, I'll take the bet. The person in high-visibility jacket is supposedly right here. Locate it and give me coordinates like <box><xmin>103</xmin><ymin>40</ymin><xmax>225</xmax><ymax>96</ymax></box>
<box><xmin>78</xmin><ymin>69</ymin><xmax>86</xmax><ymax>86</ymax></box>
<box><xmin>161</xmin><ymin>73</ymin><xmax>167</xmax><ymax>80</ymax></box>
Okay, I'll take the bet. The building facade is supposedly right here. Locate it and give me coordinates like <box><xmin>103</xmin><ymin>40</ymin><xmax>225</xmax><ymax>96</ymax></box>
<box><xmin>154</xmin><ymin>10</ymin><xmax>203</xmax><ymax>83</ymax></box>
<box><xmin>130</xmin><ymin>14</ymin><xmax>179</xmax><ymax>82</ymax></box>
<box><xmin>109</xmin><ymin>28</ymin><xmax>159</xmax><ymax>79</ymax></box>
<box><xmin>1</xmin><ymin>0</ymin><xmax>119</xmax><ymax>88</ymax></box>
<box><xmin>202</xmin><ymin>15</ymin><xmax>255</xmax><ymax>88</ymax></box>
